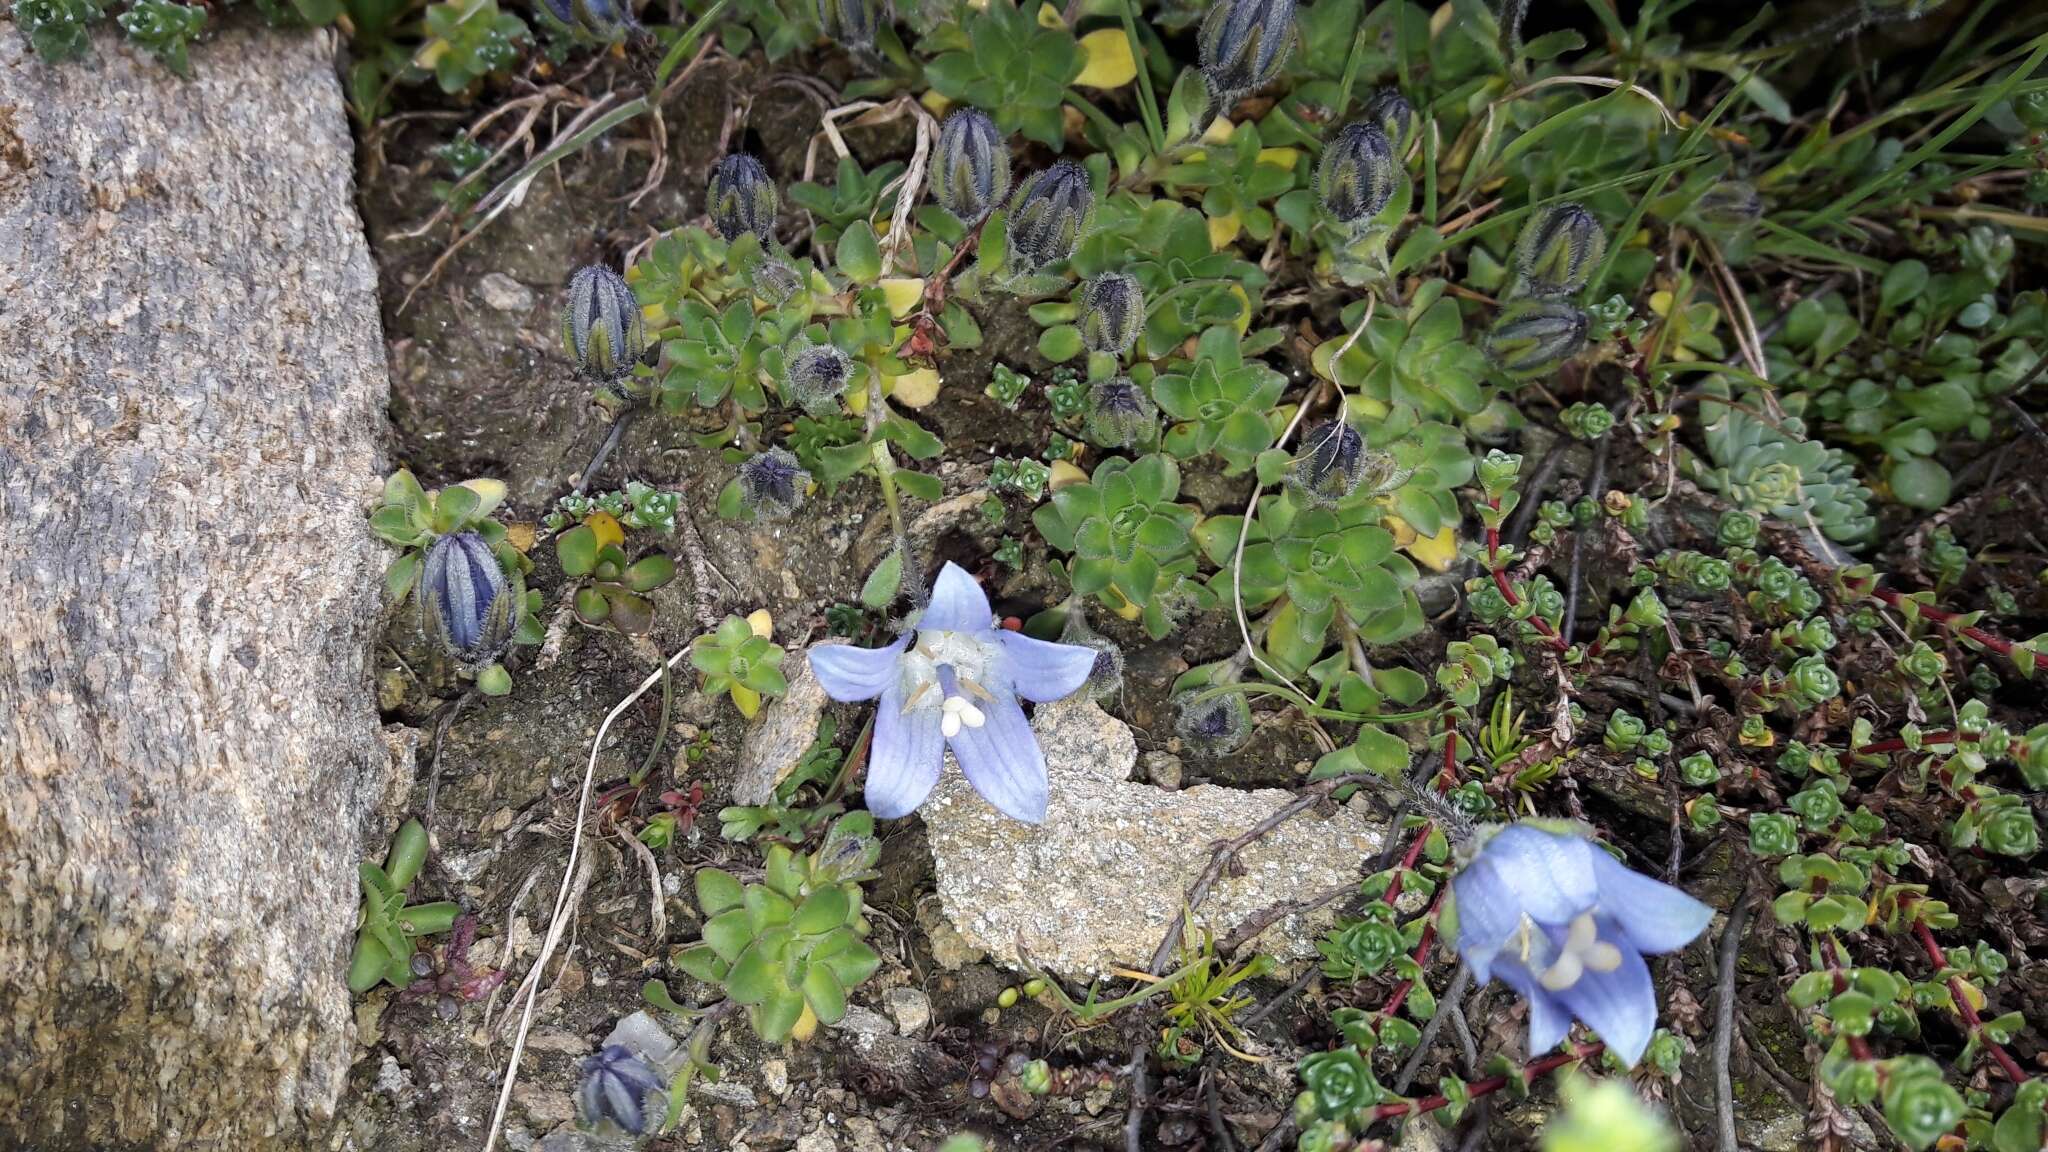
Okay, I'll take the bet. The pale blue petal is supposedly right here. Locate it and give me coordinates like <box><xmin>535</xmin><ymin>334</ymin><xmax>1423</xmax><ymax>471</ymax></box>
<box><xmin>866</xmin><ymin>682</ymin><xmax>945</xmax><ymax>819</ymax></box>
<box><xmin>809</xmin><ymin>636</ymin><xmax>908</xmax><ymax>702</ymax></box>
<box><xmin>920</xmin><ymin>561</ymin><xmax>994</xmax><ymax>633</ymax></box>
<box><xmin>1476</xmin><ymin>825</ymin><xmax>1601</xmax><ymax>927</ymax></box>
<box><xmin>998</xmin><ymin>631</ymin><xmax>1098</xmax><ymax>702</ymax></box>
<box><xmin>1553</xmin><ymin>924</ymin><xmax>1657</xmax><ymax>1067</ymax></box>
<box><xmin>1450</xmin><ymin>856</ymin><xmax>1523</xmax><ymax>984</ymax></box>
<box><xmin>1589</xmin><ymin>848</ymin><xmax>1715</xmax><ymax>955</ymax></box>
<box><xmin>1495</xmin><ymin>960</ymin><xmax>1573</xmax><ymax>1058</ymax></box>
<box><xmin>947</xmin><ymin>690</ymin><xmax>1048</xmax><ymax>823</ymax></box>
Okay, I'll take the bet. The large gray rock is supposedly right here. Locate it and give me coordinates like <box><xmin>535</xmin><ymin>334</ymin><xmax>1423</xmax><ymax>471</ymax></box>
<box><xmin>0</xmin><ymin>26</ymin><xmax>388</xmax><ymax>1150</ymax></box>
<box><xmin>923</xmin><ymin>697</ymin><xmax>1383</xmax><ymax>974</ymax></box>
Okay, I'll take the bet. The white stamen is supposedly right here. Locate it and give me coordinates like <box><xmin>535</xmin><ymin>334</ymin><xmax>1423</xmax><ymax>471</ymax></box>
<box><xmin>939</xmin><ymin>694</ymin><xmax>986</xmax><ymax>739</ymax></box>
<box><xmin>1537</xmin><ymin>911</ymin><xmax>1618</xmax><ymax>991</ymax></box>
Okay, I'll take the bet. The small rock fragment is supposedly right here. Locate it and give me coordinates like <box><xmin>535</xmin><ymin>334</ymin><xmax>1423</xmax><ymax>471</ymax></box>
<box><xmin>479</xmin><ymin>272</ymin><xmax>538</xmax><ymax>312</ymax></box>
<box><xmin>881</xmin><ymin>987</ymin><xmax>932</xmax><ymax>1035</ymax></box>
<box><xmin>760</xmin><ymin>1057</ymin><xmax>790</xmax><ymax>1098</ymax></box>
<box><xmin>733</xmin><ymin>641</ymin><xmax>837</xmax><ymax>804</ymax></box>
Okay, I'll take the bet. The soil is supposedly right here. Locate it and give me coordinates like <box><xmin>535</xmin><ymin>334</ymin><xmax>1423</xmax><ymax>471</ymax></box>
<box><xmin>338</xmin><ymin>42</ymin><xmax>2048</xmax><ymax>1152</ymax></box>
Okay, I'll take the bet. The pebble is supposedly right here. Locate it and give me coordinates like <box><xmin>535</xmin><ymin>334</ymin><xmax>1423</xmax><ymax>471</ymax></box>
<box><xmin>881</xmin><ymin>986</ymin><xmax>931</xmax><ymax>1035</ymax></box>
<box><xmin>761</xmin><ymin>1057</ymin><xmax>790</xmax><ymax>1098</ymax></box>
<box><xmin>479</xmin><ymin>272</ymin><xmax>537</xmax><ymax>312</ymax></box>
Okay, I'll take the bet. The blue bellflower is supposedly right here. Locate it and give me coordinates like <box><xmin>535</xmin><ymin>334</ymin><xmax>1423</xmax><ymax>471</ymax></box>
<box><xmin>809</xmin><ymin>562</ymin><xmax>1097</xmax><ymax>823</ymax></box>
<box><xmin>1450</xmin><ymin>823</ymin><xmax>1713</xmax><ymax>1066</ymax></box>
<box><xmin>575</xmin><ymin>1043</ymin><xmax>666</xmax><ymax>1138</ymax></box>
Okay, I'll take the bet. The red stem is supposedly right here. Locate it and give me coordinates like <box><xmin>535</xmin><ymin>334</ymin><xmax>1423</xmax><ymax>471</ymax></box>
<box><xmin>1851</xmin><ymin>730</ymin><xmax>1964</xmax><ymax>756</ymax></box>
<box><xmin>1373</xmin><ymin>1043</ymin><xmax>1605</xmax><ymax>1119</ymax></box>
<box><xmin>1911</xmin><ymin>921</ymin><xmax>2029</xmax><ymax>1085</ymax></box>
<box><xmin>1485</xmin><ymin>503</ymin><xmax>1569</xmax><ymax>652</ymax></box>
<box><xmin>1871</xmin><ymin>588</ymin><xmax>2018</xmax><ymax>657</ymax></box>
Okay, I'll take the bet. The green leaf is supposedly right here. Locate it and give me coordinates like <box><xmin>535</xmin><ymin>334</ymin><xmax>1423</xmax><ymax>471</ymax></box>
<box><xmin>702</xmin><ymin>908</ymin><xmax>754</xmax><ymax>963</ymax></box>
<box><xmin>895</xmin><ymin>469</ymin><xmax>944</xmax><ymax>502</ymax></box>
<box><xmin>861</xmin><ymin>550</ymin><xmax>904</xmax><ymax>609</ymax></box>
<box><xmin>725</xmin><ymin>943</ymin><xmax>782</xmax><ymax>1006</ymax></box>
<box><xmin>384</xmin><ymin>552</ymin><xmax>422</xmax><ymax>602</ymax></box>
<box><xmin>556</xmin><ymin>524</ymin><xmax>599</xmax><ymax>577</ymax></box>
<box><xmin>822</xmin><ymin>938</ymin><xmax>883</xmax><ymax>988</ymax></box>
<box><xmin>624</xmin><ymin>553</ymin><xmax>677</xmax><ymax>592</ymax></box>
<box><xmin>802</xmin><ymin>962</ymin><xmax>848</xmax><ymax>1024</ymax></box>
<box><xmin>696</xmin><ymin>868</ymin><xmax>746</xmax><ymax>916</ymax></box>
<box><xmin>475</xmin><ymin>663</ymin><xmax>513</xmax><ymax>696</ymax></box>
<box><xmin>793</xmin><ymin>886</ymin><xmax>852</xmax><ymax>934</ymax></box>
<box><xmin>673</xmin><ymin>946</ymin><xmax>728</xmax><ymax>984</ymax></box>
<box><xmin>754</xmin><ymin>983</ymin><xmax>806</xmax><ymax>1042</ymax></box>
<box><xmin>431</xmin><ymin>483</ymin><xmax>480</xmax><ymax>534</ymax></box>
<box><xmin>837</xmin><ymin>221</ymin><xmax>883</xmax><ymax>283</ymax></box>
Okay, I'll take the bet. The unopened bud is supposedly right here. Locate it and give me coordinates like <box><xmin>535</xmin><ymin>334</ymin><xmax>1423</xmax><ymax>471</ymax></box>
<box><xmin>782</xmin><ymin>340</ymin><xmax>855</xmax><ymax>414</ymax></box>
<box><xmin>1286</xmin><ymin>420</ymin><xmax>1366</xmax><ymax>508</ymax></box>
<box><xmin>737</xmin><ymin>448</ymin><xmax>810</xmax><ymax>519</ymax></box>
<box><xmin>1198</xmin><ymin>0</ymin><xmax>1296</xmax><ymax>104</ymax></box>
<box><xmin>562</xmin><ymin>264</ymin><xmax>644</xmax><ymax>384</ymax></box>
<box><xmin>1083</xmin><ymin>376</ymin><xmax>1157</xmax><ymax>449</ymax></box>
<box><xmin>538</xmin><ymin>0</ymin><xmax>635</xmax><ymax>39</ymax></box>
<box><xmin>931</xmin><ymin>107</ymin><xmax>1011</xmax><ymax>226</ymax></box>
<box><xmin>1175</xmin><ymin>689</ymin><xmax>1252</xmax><ymax>754</ymax></box>
<box><xmin>421</xmin><ymin>531</ymin><xmax>515</xmax><ymax>664</ymax></box>
<box><xmin>576</xmin><ymin>1044</ymin><xmax>666</xmax><ymax>1138</ymax></box>
<box><xmin>817</xmin><ymin>0</ymin><xmax>878</xmax><ymax>52</ymax></box>
<box><xmin>1316</xmin><ymin>122</ymin><xmax>1397</xmax><ymax>228</ymax></box>
<box><xmin>707</xmin><ymin>153</ymin><xmax>778</xmax><ymax>245</ymax></box>
<box><xmin>1362</xmin><ymin>88</ymin><xmax>1416</xmax><ymax>156</ymax></box>
<box><xmin>1511</xmin><ymin>202</ymin><xmax>1605</xmax><ymax>297</ymax></box>
<box><xmin>1689</xmin><ymin>181</ymin><xmax>1763</xmax><ymax>232</ymax></box>
<box><xmin>1482</xmin><ymin>297</ymin><xmax>1589</xmax><ymax>380</ymax></box>
<box><xmin>749</xmin><ymin>258</ymin><xmax>802</xmax><ymax>305</ymax></box>
<box><xmin>1078</xmin><ymin>272</ymin><xmax>1144</xmax><ymax>358</ymax></box>
<box><xmin>1059</xmin><ymin>606</ymin><xmax>1125</xmax><ymax>701</ymax></box>
<box><xmin>1006</xmin><ymin>160</ymin><xmax>1093</xmax><ymax>274</ymax></box>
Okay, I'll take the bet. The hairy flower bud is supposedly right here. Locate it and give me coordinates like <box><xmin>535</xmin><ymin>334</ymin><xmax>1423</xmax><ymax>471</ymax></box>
<box><xmin>817</xmin><ymin>0</ymin><xmax>878</xmax><ymax>52</ymax></box>
<box><xmin>576</xmin><ymin>1044</ymin><xmax>666</xmax><ymax>1137</ymax></box>
<box><xmin>421</xmin><ymin>531</ymin><xmax>514</xmax><ymax>664</ymax></box>
<box><xmin>1362</xmin><ymin>87</ymin><xmax>1416</xmax><ymax>156</ymax></box>
<box><xmin>781</xmin><ymin>340</ymin><xmax>855</xmax><ymax>414</ymax></box>
<box><xmin>1690</xmin><ymin>180</ymin><xmax>1763</xmax><ymax>232</ymax></box>
<box><xmin>562</xmin><ymin>264</ymin><xmax>644</xmax><ymax>384</ymax></box>
<box><xmin>1511</xmin><ymin>202</ymin><xmax>1605</xmax><ymax>297</ymax></box>
<box><xmin>1198</xmin><ymin>0</ymin><xmax>1296</xmax><ymax>104</ymax></box>
<box><xmin>707</xmin><ymin>153</ymin><xmax>778</xmax><ymax>245</ymax></box>
<box><xmin>1286</xmin><ymin>420</ymin><xmax>1366</xmax><ymax>507</ymax></box>
<box><xmin>749</xmin><ymin>258</ymin><xmax>802</xmax><ymax>305</ymax></box>
<box><xmin>931</xmin><ymin>107</ymin><xmax>1010</xmax><ymax>226</ymax></box>
<box><xmin>1316</xmin><ymin>122</ymin><xmax>1397</xmax><ymax>228</ymax></box>
<box><xmin>738</xmin><ymin>448</ymin><xmax>809</xmax><ymax>519</ymax></box>
<box><xmin>1175</xmin><ymin>689</ymin><xmax>1252</xmax><ymax>754</ymax></box>
<box><xmin>1006</xmin><ymin>160</ymin><xmax>1093</xmax><ymax>273</ymax></box>
<box><xmin>1059</xmin><ymin>606</ymin><xmax>1124</xmax><ymax>701</ymax></box>
<box><xmin>1083</xmin><ymin>376</ymin><xmax>1157</xmax><ymax>449</ymax></box>
<box><xmin>1078</xmin><ymin>272</ymin><xmax>1144</xmax><ymax>358</ymax></box>
<box><xmin>1482</xmin><ymin>297</ymin><xmax>1588</xmax><ymax>380</ymax></box>
<box><xmin>538</xmin><ymin>0</ymin><xmax>635</xmax><ymax>39</ymax></box>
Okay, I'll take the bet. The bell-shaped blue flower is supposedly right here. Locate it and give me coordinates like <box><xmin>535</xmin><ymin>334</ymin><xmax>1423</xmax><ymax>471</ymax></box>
<box><xmin>1450</xmin><ymin>823</ymin><xmax>1712</xmax><ymax>1067</ymax></box>
<box><xmin>808</xmin><ymin>563</ymin><xmax>1098</xmax><ymax>823</ymax></box>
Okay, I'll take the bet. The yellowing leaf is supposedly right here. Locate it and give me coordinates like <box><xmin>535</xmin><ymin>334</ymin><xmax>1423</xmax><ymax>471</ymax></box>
<box><xmin>1207</xmin><ymin>211</ymin><xmax>1243</xmax><ymax>251</ymax></box>
<box><xmin>1383</xmin><ymin>516</ymin><xmax>1417</xmax><ymax>548</ymax></box>
<box><xmin>1228</xmin><ymin>283</ymin><xmax>1252</xmax><ymax>336</ymax></box>
<box><xmin>457</xmin><ymin>477</ymin><xmax>507</xmax><ymax>516</ymax></box>
<box><xmin>1035</xmin><ymin>0</ymin><xmax>1063</xmax><ymax>26</ymax></box>
<box><xmin>1403</xmin><ymin>523</ymin><xmax>1460</xmax><ymax>573</ymax></box>
<box><xmin>746</xmin><ymin>609</ymin><xmax>774</xmax><ymax>639</ymax></box>
<box><xmin>920</xmin><ymin>89</ymin><xmax>953</xmax><ymax>118</ymax></box>
<box><xmin>1202</xmin><ymin>117</ymin><xmax>1235</xmax><ymax>145</ymax></box>
<box><xmin>585</xmin><ymin>511</ymin><xmax>625</xmax><ymax>551</ymax></box>
<box><xmin>791</xmin><ymin>1000</ymin><xmax>820</xmax><ymax>1042</ymax></box>
<box><xmin>1255</xmin><ymin>146</ymin><xmax>1299</xmax><ymax>169</ymax></box>
<box><xmin>504</xmin><ymin>522</ymin><xmax>537</xmax><ymax>553</ymax></box>
<box><xmin>1075</xmin><ymin>28</ymin><xmax>1137</xmax><ymax>88</ymax></box>
<box><xmin>880</xmin><ymin>277</ymin><xmax>927</xmax><ymax>318</ymax></box>
<box><xmin>890</xmin><ymin>367</ymin><xmax>943</xmax><ymax>408</ymax></box>
<box><xmin>732</xmin><ymin>684</ymin><xmax>762</xmax><ymax>720</ymax></box>
<box><xmin>1048</xmin><ymin>460</ymin><xmax>1088</xmax><ymax>491</ymax></box>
